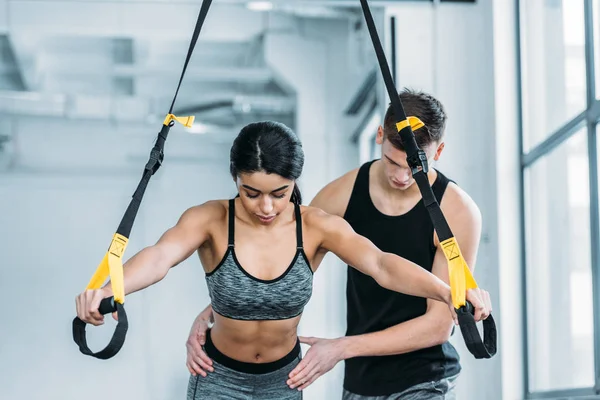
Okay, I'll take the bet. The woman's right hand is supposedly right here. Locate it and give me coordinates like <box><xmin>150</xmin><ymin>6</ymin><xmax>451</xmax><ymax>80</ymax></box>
<box><xmin>186</xmin><ymin>318</ymin><xmax>214</xmax><ymax>377</ymax></box>
<box><xmin>75</xmin><ymin>288</ymin><xmax>116</xmax><ymax>326</ymax></box>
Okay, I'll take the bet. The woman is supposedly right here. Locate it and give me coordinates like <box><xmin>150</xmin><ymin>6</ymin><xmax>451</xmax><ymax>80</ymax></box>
<box><xmin>75</xmin><ymin>121</ymin><xmax>489</xmax><ymax>400</ymax></box>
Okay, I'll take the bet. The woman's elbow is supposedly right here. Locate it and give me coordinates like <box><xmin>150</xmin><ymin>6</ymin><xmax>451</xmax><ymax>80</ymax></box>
<box><xmin>371</xmin><ymin>257</ymin><xmax>391</xmax><ymax>289</ymax></box>
<box><xmin>148</xmin><ymin>245</ymin><xmax>173</xmax><ymax>282</ymax></box>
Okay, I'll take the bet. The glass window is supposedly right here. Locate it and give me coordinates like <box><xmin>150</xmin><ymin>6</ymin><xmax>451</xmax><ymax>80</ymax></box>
<box><xmin>520</xmin><ymin>0</ymin><xmax>587</xmax><ymax>151</ymax></box>
<box><xmin>594</xmin><ymin>0</ymin><xmax>600</xmax><ymax>99</ymax></box>
<box><xmin>524</xmin><ymin>126</ymin><xmax>595</xmax><ymax>392</ymax></box>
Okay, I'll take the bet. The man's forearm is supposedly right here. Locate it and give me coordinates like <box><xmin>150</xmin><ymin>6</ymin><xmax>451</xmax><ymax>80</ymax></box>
<box><xmin>340</xmin><ymin>313</ymin><xmax>453</xmax><ymax>359</ymax></box>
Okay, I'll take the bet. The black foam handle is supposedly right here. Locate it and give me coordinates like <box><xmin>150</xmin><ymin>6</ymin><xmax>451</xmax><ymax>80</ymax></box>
<box><xmin>72</xmin><ymin>297</ymin><xmax>128</xmax><ymax>360</ymax></box>
<box><xmin>98</xmin><ymin>297</ymin><xmax>118</xmax><ymax>315</ymax></box>
<box><xmin>456</xmin><ymin>301</ymin><xmax>497</xmax><ymax>359</ymax></box>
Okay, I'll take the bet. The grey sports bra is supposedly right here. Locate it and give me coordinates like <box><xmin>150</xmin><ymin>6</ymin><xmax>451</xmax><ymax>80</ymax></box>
<box><xmin>205</xmin><ymin>199</ymin><xmax>314</xmax><ymax>320</ymax></box>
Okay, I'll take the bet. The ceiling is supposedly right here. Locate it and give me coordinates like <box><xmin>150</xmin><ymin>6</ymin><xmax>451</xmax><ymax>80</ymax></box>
<box><xmin>0</xmin><ymin>0</ymin><xmax>473</xmax><ymax>129</ymax></box>
<box><xmin>0</xmin><ymin>0</ymin><xmax>380</xmax><ymax>132</ymax></box>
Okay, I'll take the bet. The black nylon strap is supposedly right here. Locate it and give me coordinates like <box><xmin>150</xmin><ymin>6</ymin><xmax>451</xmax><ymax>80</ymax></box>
<box><xmin>457</xmin><ymin>303</ymin><xmax>497</xmax><ymax>359</ymax></box>
<box><xmin>116</xmin><ymin>0</ymin><xmax>213</xmax><ymax>237</ymax></box>
<box><xmin>294</xmin><ymin>203</ymin><xmax>303</xmax><ymax>249</ymax></box>
<box><xmin>73</xmin><ymin>0</ymin><xmax>213</xmax><ymax>360</ymax></box>
<box><xmin>359</xmin><ymin>0</ymin><xmax>496</xmax><ymax>360</ymax></box>
<box><xmin>169</xmin><ymin>0</ymin><xmax>213</xmax><ymax>115</ymax></box>
<box><xmin>228</xmin><ymin>199</ymin><xmax>235</xmax><ymax>247</ymax></box>
<box><xmin>72</xmin><ymin>299</ymin><xmax>128</xmax><ymax>360</ymax></box>
<box><xmin>413</xmin><ymin>171</ymin><xmax>452</xmax><ymax>241</ymax></box>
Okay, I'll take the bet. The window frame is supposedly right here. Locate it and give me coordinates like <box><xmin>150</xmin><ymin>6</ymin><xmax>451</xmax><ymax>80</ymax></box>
<box><xmin>518</xmin><ymin>0</ymin><xmax>600</xmax><ymax>398</ymax></box>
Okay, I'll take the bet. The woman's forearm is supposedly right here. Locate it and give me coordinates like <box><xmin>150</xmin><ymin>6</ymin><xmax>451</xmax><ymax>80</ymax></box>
<box><xmin>376</xmin><ymin>252</ymin><xmax>451</xmax><ymax>303</ymax></box>
<box><xmin>101</xmin><ymin>245</ymin><xmax>169</xmax><ymax>297</ymax></box>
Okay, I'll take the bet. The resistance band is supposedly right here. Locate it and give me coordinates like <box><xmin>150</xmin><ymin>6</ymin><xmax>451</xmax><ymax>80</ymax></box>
<box><xmin>359</xmin><ymin>0</ymin><xmax>497</xmax><ymax>359</ymax></box>
<box><xmin>72</xmin><ymin>0</ymin><xmax>213</xmax><ymax>360</ymax></box>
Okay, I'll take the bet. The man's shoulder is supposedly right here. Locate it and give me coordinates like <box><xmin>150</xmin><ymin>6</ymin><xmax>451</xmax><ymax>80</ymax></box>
<box><xmin>310</xmin><ymin>166</ymin><xmax>363</xmax><ymax>216</ymax></box>
<box><xmin>327</xmin><ymin>166</ymin><xmax>361</xmax><ymax>191</ymax></box>
<box><xmin>440</xmin><ymin>180</ymin><xmax>481</xmax><ymax>224</ymax></box>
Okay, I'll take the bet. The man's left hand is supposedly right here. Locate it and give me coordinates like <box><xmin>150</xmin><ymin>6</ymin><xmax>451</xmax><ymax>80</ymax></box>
<box><xmin>287</xmin><ymin>336</ymin><xmax>345</xmax><ymax>391</ymax></box>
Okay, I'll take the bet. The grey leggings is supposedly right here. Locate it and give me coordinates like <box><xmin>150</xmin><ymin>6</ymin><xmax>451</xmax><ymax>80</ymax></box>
<box><xmin>342</xmin><ymin>374</ymin><xmax>459</xmax><ymax>400</ymax></box>
<box><xmin>187</xmin><ymin>330</ymin><xmax>302</xmax><ymax>400</ymax></box>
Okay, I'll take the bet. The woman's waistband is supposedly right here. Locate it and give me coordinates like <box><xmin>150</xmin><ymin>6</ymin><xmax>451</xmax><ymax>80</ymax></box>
<box><xmin>204</xmin><ymin>329</ymin><xmax>300</xmax><ymax>375</ymax></box>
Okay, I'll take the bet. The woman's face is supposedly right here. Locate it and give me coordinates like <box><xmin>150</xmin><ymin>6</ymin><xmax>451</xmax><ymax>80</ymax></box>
<box><xmin>236</xmin><ymin>171</ymin><xmax>294</xmax><ymax>225</ymax></box>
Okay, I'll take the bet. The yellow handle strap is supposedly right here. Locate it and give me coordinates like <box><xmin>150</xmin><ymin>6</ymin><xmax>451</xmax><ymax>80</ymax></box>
<box><xmin>396</xmin><ymin>116</ymin><xmax>425</xmax><ymax>133</ymax></box>
<box><xmin>440</xmin><ymin>237</ymin><xmax>479</xmax><ymax>309</ymax></box>
<box><xmin>163</xmin><ymin>113</ymin><xmax>195</xmax><ymax>128</ymax></box>
<box><xmin>86</xmin><ymin>233</ymin><xmax>128</xmax><ymax>304</ymax></box>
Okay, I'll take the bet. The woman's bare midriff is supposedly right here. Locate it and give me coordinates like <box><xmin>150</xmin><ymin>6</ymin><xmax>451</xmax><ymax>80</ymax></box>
<box><xmin>210</xmin><ymin>312</ymin><xmax>302</xmax><ymax>363</ymax></box>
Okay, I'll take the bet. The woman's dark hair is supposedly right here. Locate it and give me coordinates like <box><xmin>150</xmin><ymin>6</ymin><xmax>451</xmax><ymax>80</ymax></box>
<box><xmin>230</xmin><ymin>121</ymin><xmax>304</xmax><ymax>204</ymax></box>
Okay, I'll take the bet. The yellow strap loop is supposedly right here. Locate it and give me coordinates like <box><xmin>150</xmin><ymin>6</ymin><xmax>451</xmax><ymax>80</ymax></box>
<box><xmin>86</xmin><ymin>233</ymin><xmax>128</xmax><ymax>304</ymax></box>
<box><xmin>396</xmin><ymin>116</ymin><xmax>425</xmax><ymax>133</ymax></box>
<box><xmin>163</xmin><ymin>113</ymin><xmax>195</xmax><ymax>128</ymax></box>
<box><xmin>440</xmin><ymin>237</ymin><xmax>479</xmax><ymax>309</ymax></box>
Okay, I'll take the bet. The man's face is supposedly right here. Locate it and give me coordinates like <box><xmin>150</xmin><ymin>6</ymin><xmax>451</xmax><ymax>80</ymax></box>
<box><xmin>375</xmin><ymin>126</ymin><xmax>444</xmax><ymax>191</ymax></box>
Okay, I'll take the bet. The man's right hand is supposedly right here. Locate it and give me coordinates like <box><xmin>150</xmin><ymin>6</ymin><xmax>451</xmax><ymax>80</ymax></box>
<box><xmin>186</xmin><ymin>318</ymin><xmax>214</xmax><ymax>377</ymax></box>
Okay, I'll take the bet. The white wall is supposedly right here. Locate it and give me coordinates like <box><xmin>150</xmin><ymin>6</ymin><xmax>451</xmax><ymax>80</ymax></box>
<box><xmin>0</xmin><ymin>117</ymin><xmax>233</xmax><ymax>400</ymax></box>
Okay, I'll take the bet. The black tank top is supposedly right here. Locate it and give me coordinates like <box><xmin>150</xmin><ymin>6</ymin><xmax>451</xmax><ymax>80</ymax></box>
<box><xmin>343</xmin><ymin>160</ymin><xmax>461</xmax><ymax>396</ymax></box>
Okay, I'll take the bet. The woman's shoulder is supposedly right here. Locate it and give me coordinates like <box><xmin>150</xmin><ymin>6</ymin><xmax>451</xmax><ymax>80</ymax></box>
<box><xmin>179</xmin><ymin>199</ymin><xmax>229</xmax><ymax>225</ymax></box>
<box><xmin>299</xmin><ymin>204</ymin><xmax>342</xmax><ymax>227</ymax></box>
<box><xmin>298</xmin><ymin>204</ymin><xmax>355</xmax><ymax>249</ymax></box>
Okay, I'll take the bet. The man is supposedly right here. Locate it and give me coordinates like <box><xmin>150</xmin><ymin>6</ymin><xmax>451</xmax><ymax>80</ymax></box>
<box><xmin>185</xmin><ymin>88</ymin><xmax>492</xmax><ymax>399</ymax></box>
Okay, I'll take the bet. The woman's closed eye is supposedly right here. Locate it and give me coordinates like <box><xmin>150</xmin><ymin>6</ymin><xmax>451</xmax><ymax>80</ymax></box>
<box><xmin>245</xmin><ymin>191</ymin><xmax>286</xmax><ymax>199</ymax></box>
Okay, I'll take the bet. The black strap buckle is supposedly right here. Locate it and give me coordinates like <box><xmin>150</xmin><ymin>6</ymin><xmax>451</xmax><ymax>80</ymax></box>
<box><xmin>407</xmin><ymin>150</ymin><xmax>429</xmax><ymax>175</ymax></box>
<box><xmin>145</xmin><ymin>147</ymin><xmax>164</xmax><ymax>175</ymax></box>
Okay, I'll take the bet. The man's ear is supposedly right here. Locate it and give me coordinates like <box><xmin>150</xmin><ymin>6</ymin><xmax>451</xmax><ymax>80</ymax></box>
<box><xmin>375</xmin><ymin>125</ymin><xmax>384</xmax><ymax>145</ymax></box>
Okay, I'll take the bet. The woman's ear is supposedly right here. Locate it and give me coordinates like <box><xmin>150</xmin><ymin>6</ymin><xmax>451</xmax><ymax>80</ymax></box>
<box><xmin>433</xmin><ymin>142</ymin><xmax>445</xmax><ymax>161</ymax></box>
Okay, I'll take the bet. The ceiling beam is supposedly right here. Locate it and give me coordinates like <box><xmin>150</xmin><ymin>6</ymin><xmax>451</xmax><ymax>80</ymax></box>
<box><xmin>6</xmin><ymin>1</ymin><xmax>267</xmax><ymax>41</ymax></box>
<box><xmin>43</xmin><ymin>65</ymin><xmax>273</xmax><ymax>83</ymax></box>
<box><xmin>5</xmin><ymin>0</ymin><xmax>430</xmax><ymax>7</ymax></box>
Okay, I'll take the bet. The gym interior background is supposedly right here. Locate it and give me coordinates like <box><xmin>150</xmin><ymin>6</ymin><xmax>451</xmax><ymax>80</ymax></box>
<box><xmin>0</xmin><ymin>0</ymin><xmax>598</xmax><ymax>399</ymax></box>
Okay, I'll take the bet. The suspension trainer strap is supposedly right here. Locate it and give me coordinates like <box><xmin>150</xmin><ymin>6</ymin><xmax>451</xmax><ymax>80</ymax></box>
<box><xmin>72</xmin><ymin>0</ymin><xmax>213</xmax><ymax>360</ymax></box>
<box><xmin>359</xmin><ymin>0</ymin><xmax>496</xmax><ymax>359</ymax></box>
